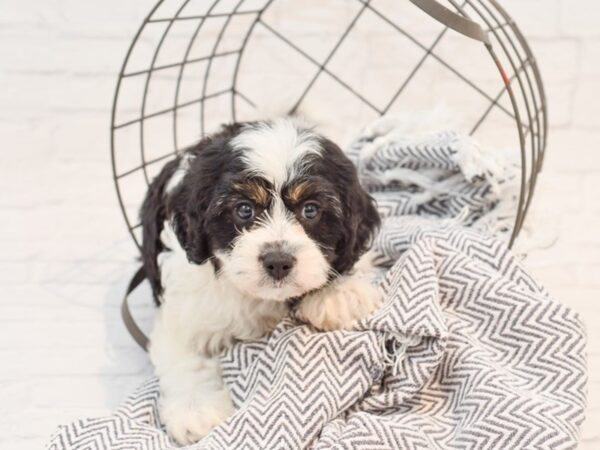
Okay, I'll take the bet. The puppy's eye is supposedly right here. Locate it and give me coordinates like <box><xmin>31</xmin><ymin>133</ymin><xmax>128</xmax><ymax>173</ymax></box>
<box><xmin>301</xmin><ymin>202</ymin><xmax>320</xmax><ymax>220</ymax></box>
<box><xmin>236</xmin><ymin>202</ymin><xmax>255</xmax><ymax>221</ymax></box>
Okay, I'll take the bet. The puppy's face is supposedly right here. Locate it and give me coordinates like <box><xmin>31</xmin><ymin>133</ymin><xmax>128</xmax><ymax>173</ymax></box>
<box><xmin>168</xmin><ymin>119</ymin><xmax>379</xmax><ymax>302</ymax></box>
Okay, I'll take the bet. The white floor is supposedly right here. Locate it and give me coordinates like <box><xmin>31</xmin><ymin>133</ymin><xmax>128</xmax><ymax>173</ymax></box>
<box><xmin>0</xmin><ymin>1</ymin><xmax>599</xmax><ymax>448</ymax></box>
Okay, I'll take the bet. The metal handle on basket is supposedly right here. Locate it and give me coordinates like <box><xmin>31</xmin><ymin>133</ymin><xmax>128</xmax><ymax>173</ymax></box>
<box><xmin>409</xmin><ymin>0</ymin><xmax>490</xmax><ymax>45</ymax></box>
<box><xmin>122</xmin><ymin>266</ymin><xmax>150</xmax><ymax>351</ymax></box>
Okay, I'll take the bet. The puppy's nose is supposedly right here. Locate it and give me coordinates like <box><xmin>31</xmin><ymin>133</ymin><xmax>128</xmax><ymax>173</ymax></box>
<box><xmin>261</xmin><ymin>251</ymin><xmax>296</xmax><ymax>280</ymax></box>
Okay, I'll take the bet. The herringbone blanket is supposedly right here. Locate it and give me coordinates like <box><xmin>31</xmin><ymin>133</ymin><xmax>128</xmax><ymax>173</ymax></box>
<box><xmin>48</xmin><ymin>119</ymin><xmax>587</xmax><ymax>449</ymax></box>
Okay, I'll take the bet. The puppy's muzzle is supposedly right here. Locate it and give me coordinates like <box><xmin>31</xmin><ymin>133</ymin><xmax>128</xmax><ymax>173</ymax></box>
<box><xmin>261</xmin><ymin>250</ymin><xmax>296</xmax><ymax>281</ymax></box>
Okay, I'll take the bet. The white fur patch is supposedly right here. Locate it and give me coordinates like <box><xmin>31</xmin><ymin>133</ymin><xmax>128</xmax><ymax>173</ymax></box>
<box><xmin>156</xmin><ymin>222</ymin><xmax>289</xmax><ymax>353</ymax></box>
<box><xmin>231</xmin><ymin>118</ymin><xmax>322</xmax><ymax>188</ymax></box>
<box><xmin>296</xmin><ymin>253</ymin><xmax>382</xmax><ymax>331</ymax></box>
<box><xmin>150</xmin><ymin>222</ymin><xmax>289</xmax><ymax>444</ymax></box>
<box><xmin>165</xmin><ymin>153</ymin><xmax>194</xmax><ymax>194</ymax></box>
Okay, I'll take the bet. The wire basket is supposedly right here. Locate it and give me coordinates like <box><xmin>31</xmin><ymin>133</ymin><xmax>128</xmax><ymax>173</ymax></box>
<box><xmin>111</xmin><ymin>0</ymin><xmax>547</xmax><ymax>251</ymax></box>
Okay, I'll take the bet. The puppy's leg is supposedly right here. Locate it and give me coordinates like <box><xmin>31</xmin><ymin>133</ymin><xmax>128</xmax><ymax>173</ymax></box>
<box><xmin>296</xmin><ymin>254</ymin><xmax>382</xmax><ymax>331</ymax></box>
<box><xmin>150</xmin><ymin>297</ymin><xmax>234</xmax><ymax>445</ymax></box>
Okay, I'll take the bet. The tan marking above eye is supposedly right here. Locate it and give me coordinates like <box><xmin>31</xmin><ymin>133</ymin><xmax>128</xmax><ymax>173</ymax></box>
<box><xmin>234</xmin><ymin>181</ymin><xmax>270</xmax><ymax>206</ymax></box>
<box><xmin>288</xmin><ymin>181</ymin><xmax>312</xmax><ymax>204</ymax></box>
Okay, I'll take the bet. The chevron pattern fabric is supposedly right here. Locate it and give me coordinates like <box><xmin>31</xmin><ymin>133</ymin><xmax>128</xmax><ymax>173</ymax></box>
<box><xmin>48</xmin><ymin>121</ymin><xmax>586</xmax><ymax>449</ymax></box>
<box><xmin>345</xmin><ymin>116</ymin><xmax>519</xmax><ymax>239</ymax></box>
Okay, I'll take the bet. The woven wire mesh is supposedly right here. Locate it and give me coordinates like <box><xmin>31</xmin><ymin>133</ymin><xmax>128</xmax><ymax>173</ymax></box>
<box><xmin>111</xmin><ymin>0</ymin><xmax>547</xmax><ymax>251</ymax></box>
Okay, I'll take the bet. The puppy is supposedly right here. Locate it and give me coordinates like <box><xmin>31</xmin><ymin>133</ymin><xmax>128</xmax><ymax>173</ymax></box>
<box><xmin>140</xmin><ymin>118</ymin><xmax>381</xmax><ymax>445</ymax></box>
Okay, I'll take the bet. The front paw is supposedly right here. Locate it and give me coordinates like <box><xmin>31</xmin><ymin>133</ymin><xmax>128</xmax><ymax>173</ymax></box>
<box><xmin>296</xmin><ymin>276</ymin><xmax>382</xmax><ymax>331</ymax></box>
<box><xmin>160</xmin><ymin>388</ymin><xmax>234</xmax><ymax>445</ymax></box>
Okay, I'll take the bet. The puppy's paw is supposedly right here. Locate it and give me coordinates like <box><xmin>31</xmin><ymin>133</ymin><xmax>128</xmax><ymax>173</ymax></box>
<box><xmin>296</xmin><ymin>275</ymin><xmax>382</xmax><ymax>331</ymax></box>
<box><xmin>160</xmin><ymin>388</ymin><xmax>234</xmax><ymax>445</ymax></box>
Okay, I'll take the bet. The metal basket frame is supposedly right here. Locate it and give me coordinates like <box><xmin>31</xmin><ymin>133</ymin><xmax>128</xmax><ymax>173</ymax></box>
<box><xmin>111</xmin><ymin>0</ymin><xmax>547</xmax><ymax>251</ymax></box>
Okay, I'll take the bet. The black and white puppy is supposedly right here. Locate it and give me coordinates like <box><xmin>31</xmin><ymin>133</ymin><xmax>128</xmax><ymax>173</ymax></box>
<box><xmin>141</xmin><ymin>118</ymin><xmax>381</xmax><ymax>445</ymax></box>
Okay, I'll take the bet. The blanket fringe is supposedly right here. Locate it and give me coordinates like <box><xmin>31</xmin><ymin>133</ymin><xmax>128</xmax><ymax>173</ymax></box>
<box><xmin>380</xmin><ymin>332</ymin><xmax>422</xmax><ymax>376</ymax></box>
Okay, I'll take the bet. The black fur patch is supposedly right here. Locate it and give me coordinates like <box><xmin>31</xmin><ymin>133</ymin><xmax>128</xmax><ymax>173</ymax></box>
<box><xmin>140</xmin><ymin>157</ymin><xmax>179</xmax><ymax>305</ymax></box>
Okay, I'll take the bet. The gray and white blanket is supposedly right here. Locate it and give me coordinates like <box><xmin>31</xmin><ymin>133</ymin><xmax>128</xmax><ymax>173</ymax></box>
<box><xmin>48</xmin><ymin>118</ymin><xmax>587</xmax><ymax>449</ymax></box>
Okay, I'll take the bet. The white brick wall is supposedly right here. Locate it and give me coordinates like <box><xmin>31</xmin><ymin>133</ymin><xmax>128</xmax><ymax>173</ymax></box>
<box><xmin>0</xmin><ymin>1</ymin><xmax>599</xmax><ymax>448</ymax></box>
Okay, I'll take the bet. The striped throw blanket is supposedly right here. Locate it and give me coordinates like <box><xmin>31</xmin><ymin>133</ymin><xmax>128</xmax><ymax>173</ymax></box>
<box><xmin>48</xmin><ymin>118</ymin><xmax>586</xmax><ymax>450</ymax></box>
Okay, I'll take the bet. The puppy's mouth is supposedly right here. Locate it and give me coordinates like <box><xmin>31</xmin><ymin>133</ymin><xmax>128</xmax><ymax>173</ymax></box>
<box><xmin>257</xmin><ymin>272</ymin><xmax>333</xmax><ymax>301</ymax></box>
<box><xmin>259</xmin><ymin>278</ymin><xmax>294</xmax><ymax>289</ymax></box>
<box><xmin>253</xmin><ymin>276</ymin><xmax>309</xmax><ymax>301</ymax></box>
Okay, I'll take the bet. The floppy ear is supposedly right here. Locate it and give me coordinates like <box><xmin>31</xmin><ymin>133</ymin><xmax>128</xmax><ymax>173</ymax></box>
<box><xmin>169</xmin><ymin>180</ymin><xmax>212</xmax><ymax>265</ymax></box>
<box><xmin>333</xmin><ymin>181</ymin><xmax>380</xmax><ymax>274</ymax></box>
<box><xmin>168</xmin><ymin>123</ymin><xmax>248</xmax><ymax>265</ymax></box>
<box><xmin>319</xmin><ymin>137</ymin><xmax>380</xmax><ymax>274</ymax></box>
<box><xmin>140</xmin><ymin>157</ymin><xmax>181</xmax><ymax>304</ymax></box>
<box><xmin>351</xmin><ymin>186</ymin><xmax>380</xmax><ymax>260</ymax></box>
